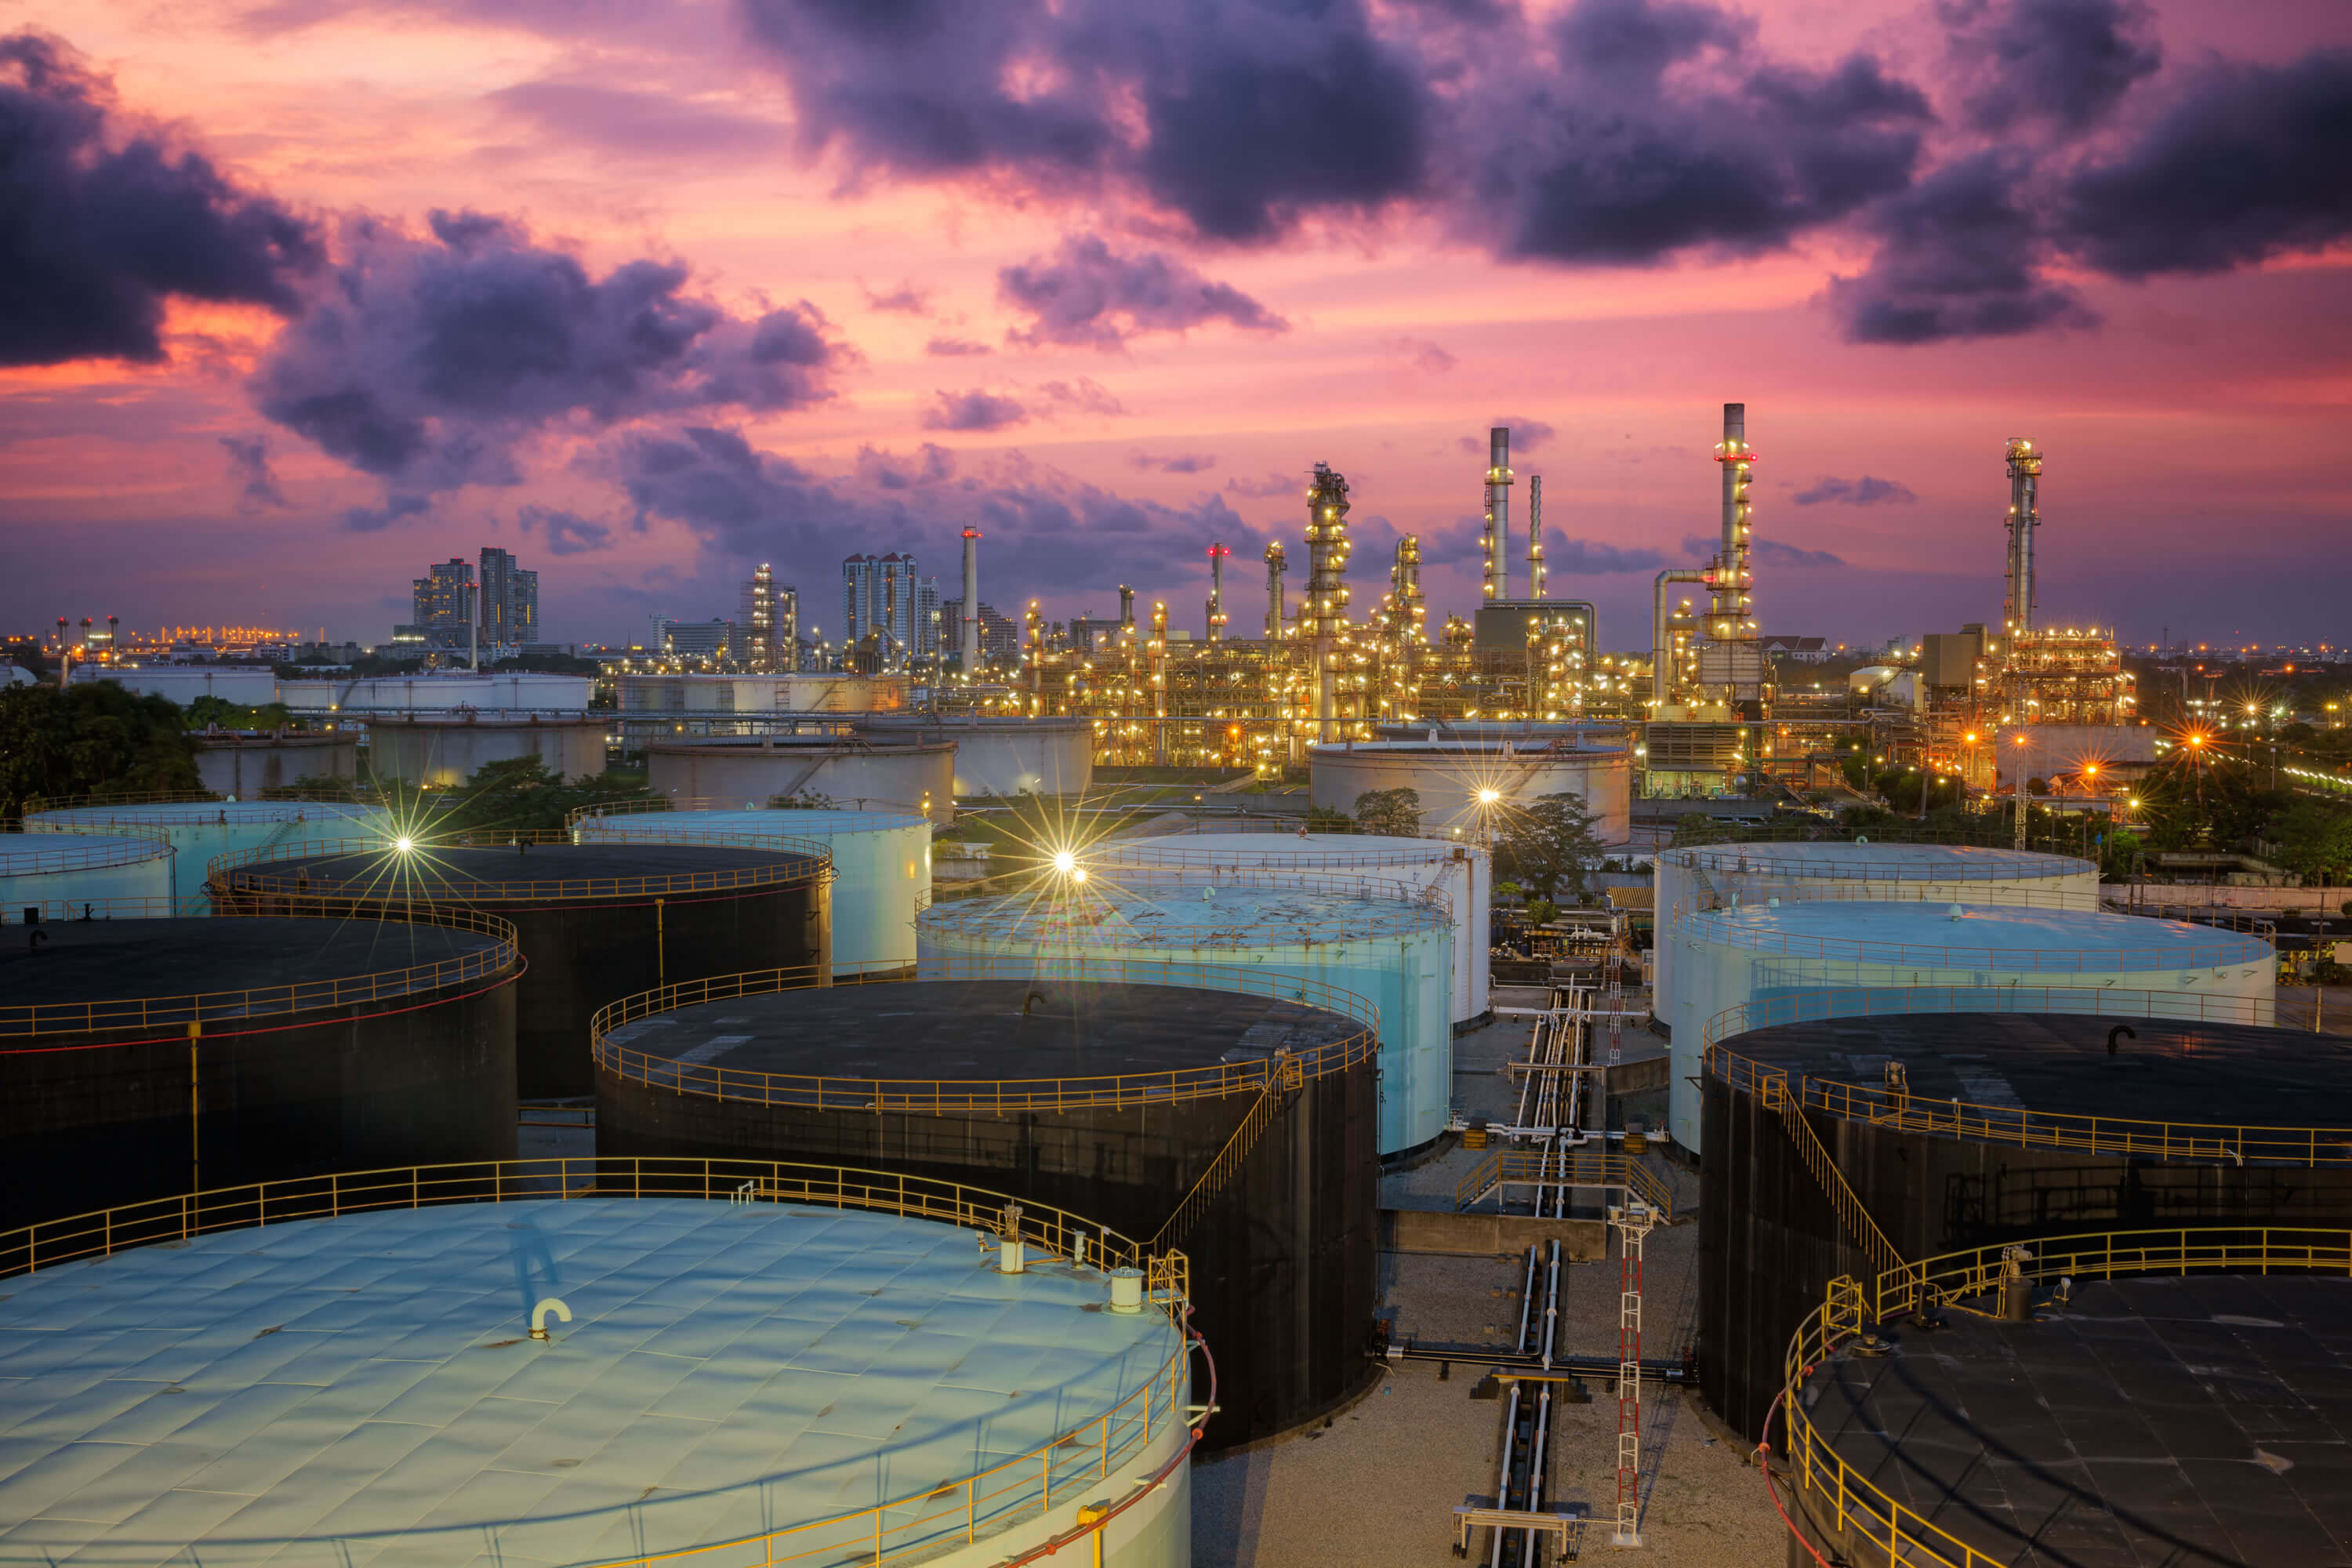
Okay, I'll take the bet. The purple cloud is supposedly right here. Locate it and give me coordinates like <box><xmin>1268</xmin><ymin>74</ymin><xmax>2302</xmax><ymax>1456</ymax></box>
<box><xmin>998</xmin><ymin>235</ymin><xmax>1287</xmax><ymax>350</ymax></box>
<box><xmin>921</xmin><ymin>388</ymin><xmax>1027</xmax><ymax>432</ymax></box>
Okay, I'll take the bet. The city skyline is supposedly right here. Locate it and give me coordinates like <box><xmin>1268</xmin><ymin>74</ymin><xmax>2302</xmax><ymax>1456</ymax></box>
<box><xmin>0</xmin><ymin>0</ymin><xmax>2344</xmax><ymax>651</ymax></box>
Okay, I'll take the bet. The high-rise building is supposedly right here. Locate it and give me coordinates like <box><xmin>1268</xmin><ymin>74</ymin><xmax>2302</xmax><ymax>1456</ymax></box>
<box><xmin>742</xmin><ymin>564</ymin><xmax>777</xmax><ymax>670</ymax></box>
<box><xmin>941</xmin><ymin>598</ymin><xmax>1019</xmax><ymax>663</ymax></box>
<box><xmin>407</xmin><ymin>558</ymin><xmax>473</xmax><ymax>649</ymax></box>
<box><xmin>916</xmin><ymin>576</ymin><xmax>940</xmax><ymax>659</ymax></box>
<box><xmin>477</xmin><ymin>547</ymin><xmax>538</xmax><ymax>648</ymax></box>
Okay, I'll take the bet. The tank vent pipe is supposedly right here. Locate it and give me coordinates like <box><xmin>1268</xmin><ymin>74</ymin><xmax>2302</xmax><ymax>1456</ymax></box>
<box><xmin>530</xmin><ymin>1298</ymin><xmax>572</xmax><ymax>1341</ymax></box>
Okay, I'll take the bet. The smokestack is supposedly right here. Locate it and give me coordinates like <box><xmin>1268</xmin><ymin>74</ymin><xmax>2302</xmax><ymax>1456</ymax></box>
<box><xmin>1526</xmin><ymin>476</ymin><xmax>1546</xmax><ymax>601</ymax></box>
<box><xmin>1206</xmin><ymin>544</ymin><xmax>1229</xmax><ymax>642</ymax></box>
<box><xmin>1263</xmin><ymin>544</ymin><xmax>1287</xmax><ymax>641</ymax></box>
<box><xmin>2003</xmin><ymin>438</ymin><xmax>2041</xmax><ymax>637</ymax></box>
<box><xmin>960</xmin><ymin>528</ymin><xmax>981</xmax><ymax>671</ymax></box>
<box><xmin>1119</xmin><ymin>584</ymin><xmax>1135</xmax><ymax>636</ymax></box>
<box><xmin>1711</xmin><ymin>404</ymin><xmax>1754</xmax><ymax>644</ymax></box>
<box><xmin>1482</xmin><ymin>426</ymin><xmax>1512</xmax><ymax>600</ymax></box>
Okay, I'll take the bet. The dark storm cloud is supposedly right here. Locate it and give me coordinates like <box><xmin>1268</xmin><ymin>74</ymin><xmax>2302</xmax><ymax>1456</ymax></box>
<box><xmin>1830</xmin><ymin>152</ymin><xmax>2093</xmax><ymax>343</ymax></box>
<box><xmin>855</xmin><ymin>442</ymin><xmax>956</xmax><ymax>489</ymax></box>
<box><xmin>998</xmin><ymin>235</ymin><xmax>1286</xmax><ymax>350</ymax></box>
<box><xmin>518</xmin><ymin>504</ymin><xmax>615</xmax><ymax>554</ymax></box>
<box><xmin>920</xmin><ymin>389</ymin><xmax>1028</xmax><ymax>432</ymax></box>
<box><xmin>1943</xmin><ymin>0</ymin><xmax>2159</xmax><ymax>134</ymax></box>
<box><xmin>0</xmin><ymin>31</ymin><xmax>320</xmax><ymax>367</ymax></box>
<box><xmin>1457</xmin><ymin>417</ymin><xmax>1555</xmax><ymax>456</ymax></box>
<box><xmin>735</xmin><ymin>0</ymin><xmax>1428</xmax><ymax>241</ymax></box>
<box><xmin>1791</xmin><ymin>474</ymin><xmax>1916</xmax><ymax>506</ymax></box>
<box><xmin>2056</xmin><ymin>52</ymin><xmax>2352</xmax><ymax>278</ymax></box>
<box><xmin>254</xmin><ymin>208</ymin><xmax>841</xmax><ymax>507</ymax></box>
<box><xmin>220</xmin><ymin>434</ymin><xmax>287</xmax><ymax>509</ymax></box>
<box><xmin>1686</xmin><ymin>532</ymin><xmax>1845</xmax><ymax>565</ymax></box>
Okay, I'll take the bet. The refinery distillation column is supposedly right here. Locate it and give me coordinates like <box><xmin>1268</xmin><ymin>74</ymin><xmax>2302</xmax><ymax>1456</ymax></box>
<box><xmin>2003</xmin><ymin>438</ymin><xmax>2041</xmax><ymax>641</ymax></box>
<box><xmin>1708</xmin><ymin>403</ymin><xmax>1765</xmax><ymax>720</ymax></box>
<box><xmin>960</xmin><ymin>528</ymin><xmax>981</xmax><ymax>672</ymax></box>
<box><xmin>1263</xmin><ymin>543</ymin><xmax>1287</xmax><ymax>641</ymax></box>
<box><xmin>1482</xmin><ymin>426</ymin><xmax>1512</xmax><ymax>601</ymax></box>
<box><xmin>1305</xmin><ymin>463</ymin><xmax>1352</xmax><ymax>746</ymax></box>
<box><xmin>1206</xmin><ymin>543</ymin><xmax>1229</xmax><ymax>642</ymax></box>
<box><xmin>1526</xmin><ymin>474</ymin><xmax>1546</xmax><ymax>600</ymax></box>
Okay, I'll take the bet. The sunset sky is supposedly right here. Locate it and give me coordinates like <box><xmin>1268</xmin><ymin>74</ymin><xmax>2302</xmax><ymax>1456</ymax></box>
<box><xmin>2</xmin><ymin>0</ymin><xmax>2346</xmax><ymax>651</ymax></box>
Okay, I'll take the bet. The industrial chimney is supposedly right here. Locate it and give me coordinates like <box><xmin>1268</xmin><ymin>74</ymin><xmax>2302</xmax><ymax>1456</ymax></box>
<box><xmin>960</xmin><ymin>528</ymin><xmax>982</xmax><ymax>671</ymax></box>
<box><xmin>2003</xmin><ymin>439</ymin><xmax>2041</xmax><ymax>638</ymax></box>
<box><xmin>1206</xmin><ymin>543</ymin><xmax>1229</xmax><ymax>642</ymax></box>
<box><xmin>1526</xmin><ymin>476</ymin><xmax>1546</xmax><ymax>601</ymax></box>
<box><xmin>1263</xmin><ymin>543</ymin><xmax>1287</xmax><ymax>641</ymax></box>
<box><xmin>1482</xmin><ymin>426</ymin><xmax>1512</xmax><ymax>600</ymax></box>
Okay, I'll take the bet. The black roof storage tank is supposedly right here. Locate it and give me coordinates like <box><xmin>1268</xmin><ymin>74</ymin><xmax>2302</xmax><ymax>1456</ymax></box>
<box><xmin>209</xmin><ymin>829</ymin><xmax>832</xmax><ymax>1100</ymax></box>
<box><xmin>1700</xmin><ymin>996</ymin><xmax>2352</xmax><ymax>1440</ymax></box>
<box><xmin>0</xmin><ymin>900</ymin><xmax>520</xmax><ymax>1231</ymax></box>
<box><xmin>592</xmin><ymin>960</ymin><xmax>1380</xmax><ymax>1450</ymax></box>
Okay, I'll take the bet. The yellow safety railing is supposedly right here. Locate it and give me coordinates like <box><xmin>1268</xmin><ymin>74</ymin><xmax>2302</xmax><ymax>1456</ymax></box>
<box><xmin>1663</xmin><ymin>842</ymin><xmax>2093</xmax><ymax>884</ymax></box>
<box><xmin>23</xmin><ymin>789</ymin><xmax>226</xmax><ymax>811</ymax></box>
<box><xmin>566</xmin><ymin>797</ymin><xmax>925</xmax><ymax>831</ymax></box>
<box><xmin>1152</xmin><ymin>1054</ymin><xmax>1305</xmax><ymax>1248</ymax></box>
<box><xmin>592</xmin><ymin>954</ymin><xmax>1381</xmax><ymax>1113</ymax></box>
<box><xmin>207</xmin><ymin>828</ymin><xmax>835</xmax><ymax>903</ymax></box>
<box><xmin>1452</xmin><ymin>1149</ymin><xmax>1675</xmax><ymax>1220</ymax></box>
<box><xmin>1758</xmin><ymin>1067</ymin><xmax>1912</xmax><ymax>1299</ymax></box>
<box><xmin>1706</xmin><ymin>991</ymin><xmax>2350</xmax><ymax>1167</ymax></box>
<box><xmin>0</xmin><ymin>825</ymin><xmax>174</xmax><ymax>872</ymax></box>
<box><xmin>1776</xmin><ymin>1226</ymin><xmax>2352</xmax><ymax>1568</ymax></box>
<box><xmin>0</xmin><ymin>1158</ymin><xmax>1200</xmax><ymax>1568</ymax></box>
<box><xmin>0</xmin><ymin>899</ymin><xmax>522</xmax><ymax>1036</ymax></box>
<box><xmin>1675</xmin><ymin>907</ymin><xmax>2268</xmax><ymax>973</ymax></box>
<box><xmin>926</xmin><ymin>862</ymin><xmax>1457</xmax><ymax>941</ymax></box>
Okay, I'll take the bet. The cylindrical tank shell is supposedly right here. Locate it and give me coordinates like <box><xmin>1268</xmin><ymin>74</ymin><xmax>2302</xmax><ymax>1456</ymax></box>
<box><xmin>1668</xmin><ymin>901</ymin><xmax>2274</xmax><ymax>1156</ymax></box>
<box><xmin>212</xmin><ymin>839</ymin><xmax>833</xmax><ymax>1099</ymax></box>
<box><xmin>1307</xmin><ymin>740</ymin><xmax>1632</xmax><ymax>845</ymax></box>
<box><xmin>276</xmin><ymin>671</ymin><xmax>594</xmax><ymax>711</ymax></box>
<box><xmin>647</xmin><ymin>735</ymin><xmax>956</xmax><ymax>825</ymax></box>
<box><xmin>1652</xmin><ymin>842</ymin><xmax>2098</xmax><ymax>1030</ymax></box>
<box><xmin>919</xmin><ymin>878</ymin><xmax>1454</xmax><ymax>1153</ymax></box>
<box><xmin>0</xmin><ymin>831</ymin><xmax>172</xmax><ymax>913</ymax></box>
<box><xmin>0</xmin><ymin>911</ymin><xmax>517</xmax><ymax>1232</ymax></box>
<box><xmin>191</xmin><ymin>731</ymin><xmax>360</xmax><ymax>797</ymax></box>
<box><xmin>1699</xmin><ymin>1008</ymin><xmax>2352</xmax><ymax>1441</ymax></box>
<box><xmin>27</xmin><ymin>800</ymin><xmax>390</xmax><ymax>905</ymax></box>
<box><xmin>1088</xmin><ymin>831</ymin><xmax>1492</xmax><ymax>1024</ymax></box>
<box><xmin>593</xmin><ymin>975</ymin><xmax>1375</xmax><ymax>1450</ymax></box>
<box><xmin>575</xmin><ymin>806</ymin><xmax>927</xmax><ymax>974</ymax></box>
<box><xmin>363</xmin><ymin>714</ymin><xmax>606</xmax><ymax>787</ymax></box>
<box><xmin>858</xmin><ymin>715</ymin><xmax>1094</xmax><ymax>797</ymax></box>
<box><xmin>0</xmin><ymin>1192</ymin><xmax>1189</xmax><ymax>1566</ymax></box>
<box><xmin>71</xmin><ymin>665</ymin><xmax>278</xmax><ymax>706</ymax></box>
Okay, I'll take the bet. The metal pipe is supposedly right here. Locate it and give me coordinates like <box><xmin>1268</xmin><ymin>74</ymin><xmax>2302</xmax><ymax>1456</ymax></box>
<box><xmin>1650</xmin><ymin>569</ymin><xmax>1706</xmax><ymax>708</ymax></box>
<box><xmin>1526</xmin><ymin>474</ymin><xmax>1545</xmax><ymax>601</ymax></box>
<box><xmin>960</xmin><ymin>528</ymin><xmax>982</xmax><ymax>671</ymax></box>
<box><xmin>1490</xmin><ymin>1382</ymin><xmax>1522</xmax><ymax>1568</ymax></box>
<box><xmin>1483</xmin><ymin>426</ymin><xmax>1512</xmax><ymax>601</ymax></box>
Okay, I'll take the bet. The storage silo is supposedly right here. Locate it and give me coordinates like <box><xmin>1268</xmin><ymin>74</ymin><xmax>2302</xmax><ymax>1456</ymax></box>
<box><xmin>1699</xmin><ymin>1002</ymin><xmax>2350</xmax><ymax>1439</ymax></box>
<box><xmin>0</xmin><ymin>830</ymin><xmax>172</xmax><ymax>913</ymax></box>
<box><xmin>573</xmin><ymin>802</ymin><xmax>927</xmax><ymax>975</ymax></box>
<box><xmin>191</xmin><ymin>729</ymin><xmax>361</xmax><ymax>796</ymax></box>
<box><xmin>647</xmin><ymin>732</ymin><xmax>957</xmax><ymax>823</ymax></box>
<box><xmin>27</xmin><ymin>797</ymin><xmax>390</xmax><ymax>906</ymax></box>
<box><xmin>1772</xmin><ymin>1232</ymin><xmax>2352</xmax><ymax>1567</ymax></box>
<box><xmin>595</xmin><ymin>966</ymin><xmax>1375</xmax><ymax>1448</ymax></box>
<box><xmin>859</xmin><ymin>713</ymin><xmax>1095</xmax><ymax>796</ymax></box>
<box><xmin>1651</xmin><ymin>840</ymin><xmax>2096</xmax><ymax>1030</ymax></box>
<box><xmin>921</xmin><ymin>871</ymin><xmax>1452</xmax><ymax>1153</ymax></box>
<box><xmin>1668</xmin><ymin>901</ymin><xmax>2274</xmax><ymax>1156</ymax></box>
<box><xmin>1307</xmin><ymin>737</ymin><xmax>1633</xmax><ymax>844</ymax></box>
<box><xmin>0</xmin><ymin>905</ymin><xmax>519</xmax><ymax>1233</ymax></box>
<box><xmin>210</xmin><ymin>833</ymin><xmax>831</xmax><ymax>1100</ymax></box>
<box><xmin>0</xmin><ymin>1173</ymin><xmax>1196</xmax><ymax>1567</ymax></box>
<box><xmin>1088</xmin><ymin>831</ymin><xmax>1493</xmax><ymax>1025</ymax></box>
<box><xmin>363</xmin><ymin>712</ymin><xmax>608</xmax><ymax>787</ymax></box>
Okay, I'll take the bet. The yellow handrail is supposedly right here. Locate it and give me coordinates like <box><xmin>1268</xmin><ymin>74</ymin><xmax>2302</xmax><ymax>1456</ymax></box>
<box><xmin>1452</xmin><ymin>1149</ymin><xmax>1675</xmax><ymax>1220</ymax></box>
<box><xmin>1776</xmin><ymin>1226</ymin><xmax>2352</xmax><ymax>1568</ymax></box>
<box><xmin>1152</xmin><ymin>1061</ymin><xmax>1300</xmax><ymax>1249</ymax></box>
<box><xmin>1761</xmin><ymin>1069</ymin><xmax>1912</xmax><ymax>1301</ymax></box>
<box><xmin>0</xmin><ymin>1157</ymin><xmax>1199</xmax><ymax>1568</ymax></box>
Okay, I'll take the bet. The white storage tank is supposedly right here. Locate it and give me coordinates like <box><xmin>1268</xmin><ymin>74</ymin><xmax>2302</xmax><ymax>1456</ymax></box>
<box><xmin>1652</xmin><ymin>842</ymin><xmax>2098</xmax><ymax>1029</ymax></box>
<box><xmin>920</xmin><ymin>872</ymin><xmax>1455</xmax><ymax>1153</ymax></box>
<box><xmin>648</xmin><ymin>734</ymin><xmax>957</xmax><ymax>825</ymax></box>
<box><xmin>0</xmin><ymin>831</ymin><xmax>172</xmax><ymax>914</ymax></box>
<box><xmin>575</xmin><ymin>804</ymin><xmax>929</xmax><ymax>974</ymax></box>
<box><xmin>1089</xmin><ymin>831</ymin><xmax>1492</xmax><ymax>1025</ymax></box>
<box><xmin>365</xmin><ymin>713</ymin><xmax>607</xmax><ymax>788</ymax></box>
<box><xmin>277</xmin><ymin>671</ymin><xmax>593</xmax><ymax>712</ymax></box>
<box><xmin>1667</xmin><ymin>900</ymin><xmax>2275</xmax><ymax>1156</ymax></box>
<box><xmin>0</xmin><ymin>1180</ymin><xmax>1193</xmax><ymax>1566</ymax></box>
<box><xmin>1308</xmin><ymin>738</ymin><xmax>1632</xmax><ymax>844</ymax></box>
<box><xmin>70</xmin><ymin>664</ymin><xmax>278</xmax><ymax>706</ymax></box>
<box><xmin>191</xmin><ymin>731</ymin><xmax>360</xmax><ymax>797</ymax></box>
<box><xmin>24</xmin><ymin>800</ymin><xmax>389</xmax><ymax>905</ymax></box>
<box><xmin>860</xmin><ymin>715</ymin><xmax>1094</xmax><ymax>797</ymax></box>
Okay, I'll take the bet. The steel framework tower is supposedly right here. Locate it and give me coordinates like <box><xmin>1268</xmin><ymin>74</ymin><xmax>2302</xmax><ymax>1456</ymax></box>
<box><xmin>2002</xmin><ymin>437</ymin><xmax>2041</xmax><ymax>638</ymax></box>
<box><xmin>1262</xmin><ymin>543</ymin><xmax>1287</xmax><ymax>642</ymax></box>
<box><xmin>1305</xmin><ymin>463</ymin><xmax>1352</xmax><ymax>740</ymax></box>
<box><xmin>1206</xmin><ymin>543</ymin><xmax>1229</xmax><ymax>643</ymax></box>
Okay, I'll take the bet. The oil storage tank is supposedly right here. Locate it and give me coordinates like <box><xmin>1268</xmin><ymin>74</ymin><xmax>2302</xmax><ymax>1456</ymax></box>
<box><xmin>0</xmin><ymin>1171</ymin><xmax>1196</xmax><ymax>1567</ymax></box>
<box><xmin>1308</xmin><ymin>737</ymin><xmax>1632</xmax><ymax>844</ymax></box>
<box><xmin>210</xmin><ymin>832</ymin><xmax>831</xmax><ymax>1100</ymax></box>
<box><xmin>1698</xmin><ymin>1000</ymin><xmax>2350</xmax><ymax>1440</ymax></box>
<box><xmin>1650</xmin><ymin>841</ymin><xmax>2096</xmax><ymax>1033</ymax></box>
<box><xmin>860</xmin><ymin>714</ymin><xmax>1094</xmax><ymax>796</ymax></box>
<box><xmin>27</xmin><ymin>797</ymin><xmax>390</xmax><ymax>905</ymax></box>
<box><xmin>0</xmin><ymin>830</ymin><xmax>172</xmax><ymax>913</ymax></box>
<box><xmin>1089</xmin><ymin>831</ymin><xmax>1493</xmax><ymax>1026</ymax></box>
<box><xmin>648</xmin><ymin>733</ymin><xmax>956</xmax><ymax>823</ymax></box>
<box><xmin>364</xmin><ymin>712</ymin><xmax>607</xmax><ymax>787</ymax></box>
<box><xmin>1773</xmin><ymin>1232</ymin><xmax>2352</xmax><ymax>1568</ymax></box>
<box><xmin>1667</xmin><ymin>900</ymin><xmax>2274</xmax><ymax>1156</ymax></box>
<box><xmin>191</xmin><ymin>730</ymin><xmax>360</xmax><ymax>796</ymax></box>
<box><xmin>0</xmin><ymin>903</ymin><xmax>518</xmax><ymax>1232</ymax></box>
<box><xmin>572</xmin><ymin>802</ymin><xmax>927</xmax><ymax>975</ymax></box>
<box><xmin>919</xmin><ymin>869</ymin><xmax>1454</xmax><ymax>1153</ymax></box>
<box><xmin>594</xmin><ymin>966</ymin><xmax>1374</xmax><ymax>1447</ymax></box>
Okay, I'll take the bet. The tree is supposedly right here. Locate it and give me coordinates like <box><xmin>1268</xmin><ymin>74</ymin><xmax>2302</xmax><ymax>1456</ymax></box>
<box><xmin>2271</xmin><ymin>802</ymin><xmax>2352</xmax><ymax>883</ymax></box>
<box><xmin>1352</xmin><ymin>786</ymin><xmax>1421</xmax><ymax>838</ymax></box>
<box><xmin>187</xmin><ymin>695</ymin><xmax>299</xmax><ymax>731</ymax></box>
<box><xmin>435</xmin><ymin>757</ymin><xmax>648</xmax><ymax>835</ymax></box>
<box><xmin>0</xmin><ymin>683</ymin><xmax>201</xmax><ymax>817</ymax></box>
<box><xmin>1494</xmin><ymin>791</ymin><xmax>1606</xmax><ymax>903</ymax></box>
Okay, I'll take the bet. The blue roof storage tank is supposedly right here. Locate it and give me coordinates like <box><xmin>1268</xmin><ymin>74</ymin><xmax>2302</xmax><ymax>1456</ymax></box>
<box><xmin>1668</xmin><ymin>899</ymin><xmax>2276</xmax><ymax>1157</ymax></box>
<box><xmin>0</xmin><ymin>830</ymin><xmax>172</xmax><ymax>913</ymax></box>
<box><xmin>574</xmin><ymin>804</ymin><xmax>928</xmax><ymax>975</ymax></box>
<box><xmin>0</xmin><ymin>1168</ymin><xmax>1197</xmax><ymax>1567</ymax></box>
<box><xmin>919</xmin><ymin>869</ymin><xmax>1455</xmax><ymax>1154</ymax></box>
<box><xmin>27</xmin><ymin>797</ymin><xmax>390</xmax><ymax>907</ymax></box>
